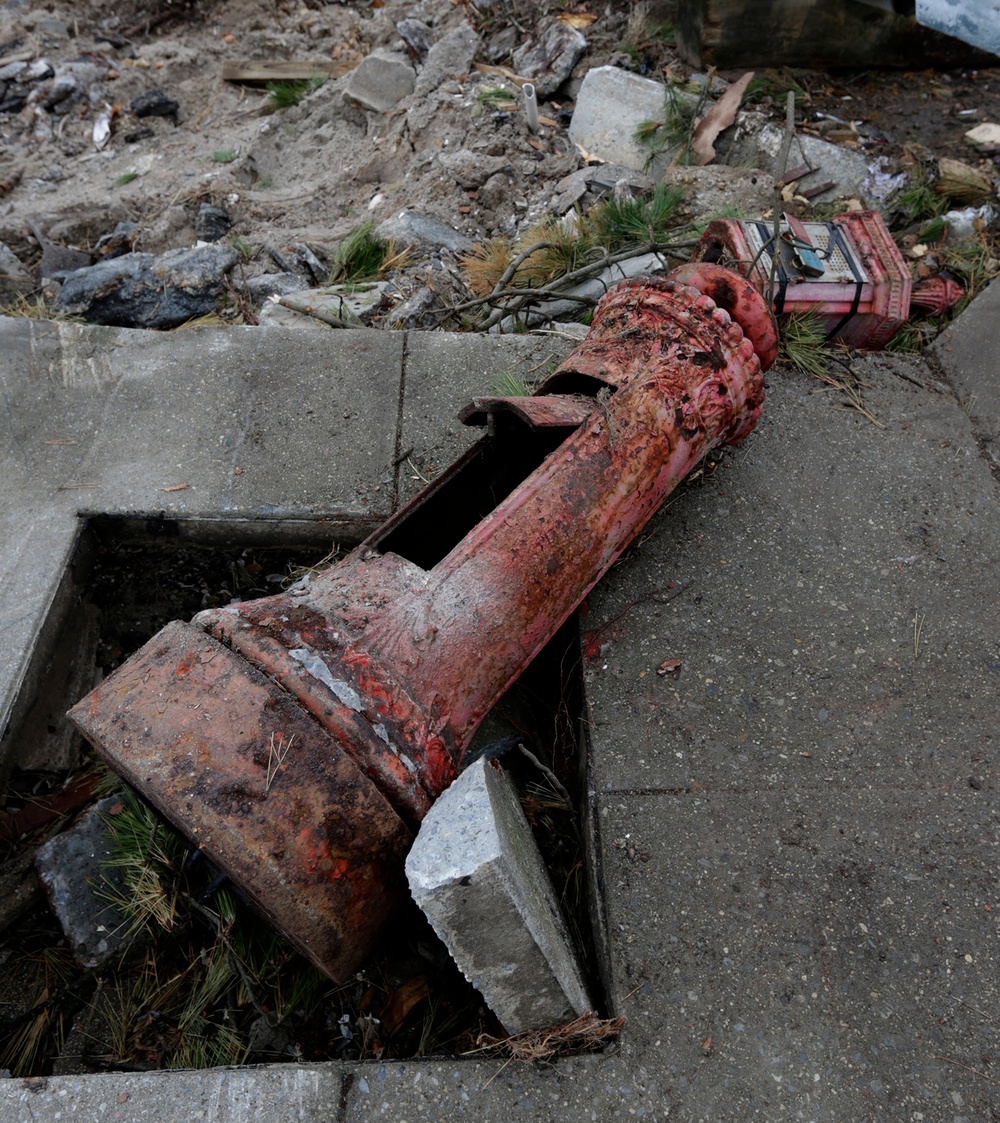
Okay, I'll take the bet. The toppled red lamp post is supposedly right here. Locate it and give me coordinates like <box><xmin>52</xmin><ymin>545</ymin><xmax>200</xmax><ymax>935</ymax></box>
<box><xmin>69</xmin><ymin>268</ymin><xmax>776</xmax><ymax>981</ymax></box>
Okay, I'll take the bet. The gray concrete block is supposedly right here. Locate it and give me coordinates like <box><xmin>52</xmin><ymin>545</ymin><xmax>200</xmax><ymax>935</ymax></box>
<box><xmin>932</xmin><ymin>276</ymin><xmax>1000</xmax><ymax>446</ymax></box>
<box><xmin>344</xmin><ymin>50</ymin><xmax>415</xmax><ymax>113</ymax></box>
<box><xmin>406</xmin><ymin>756</ymin><xmax>591</xmax><ymax>1035</ymax></box>
<box><xmin>568</xmin><ymin>66</ymin><xmax>685</xmax><ymax>174</ymax></box>
<box><xmin>375</xmin><ymin>209</ymin><xmax>474</xmax><ymax>254</ymax></box>
<box><xmin>724</xmin><ymin>113</ymin><xmax>875</xmax><ymax>203</ymax></box>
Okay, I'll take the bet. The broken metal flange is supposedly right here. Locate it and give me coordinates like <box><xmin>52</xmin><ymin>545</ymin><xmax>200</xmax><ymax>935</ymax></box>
<box><xmin>70</xmin><ymin>269</ymin><xmax>774</xmax><ymax>981</ymax></box>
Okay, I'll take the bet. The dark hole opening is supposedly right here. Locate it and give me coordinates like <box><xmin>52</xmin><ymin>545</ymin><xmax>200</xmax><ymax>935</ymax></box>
<box><xmin>374</xmin><ymin>415</ymin><xmax>575</xmax><ymax>570</ymax></box>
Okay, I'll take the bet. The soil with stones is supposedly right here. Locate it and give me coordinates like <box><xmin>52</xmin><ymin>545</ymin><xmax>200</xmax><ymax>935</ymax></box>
<box><xmin>2</xmin><ymin>0</ymin><xmax>999</xmax><ymax>327</ymax></box>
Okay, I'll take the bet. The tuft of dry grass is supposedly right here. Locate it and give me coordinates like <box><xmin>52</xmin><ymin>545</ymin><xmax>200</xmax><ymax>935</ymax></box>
<box><xmin>469</xmin><ymin>1011</ymin><xmax>625</xmax><ymax>1063</ymax></box>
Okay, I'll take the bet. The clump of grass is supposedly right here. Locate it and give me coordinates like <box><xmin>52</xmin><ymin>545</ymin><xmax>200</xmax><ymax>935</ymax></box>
<box><xmin>227</xmin><ymin>235</ymin><xmax>254</xmax><ymax>261</ymax></box>
<box><xmin>476</xmin><ymin>85</ymin><xmax>516</xmax><ymax>111</ymax></box>
<box><xmin>99</xmin><ymin>788</ymin><xmax>188</xmax><ymax>937</ymax></box>
<box><xmin>588</xmin><ymin>183</ymin><xmax>686</xmax><ymax>248</ymax></box>
<box><xmin>490</xmin><ymin>369</ymin><xmax>530</xmax><ymax>396</ymax></box>
<box><xmin>328</xmin><ymin>221</ymin><xmax>408</xmax><ymax>284</ymax></box>
<box><xmin>778</xmin><ymin>310</ymin><xmax>832</xmax><ymax>377</ymax></box>
<box><xmin>939</xmin><ymin>235</ymin><xmax>1000</xmax><ymax>311</ymax></box>
<box><xmin>116</xmin><ymin>171</ymin><xmax>138</xmax><ymax>185</ymax></box>
<box><xmin>212</xmin><ymin>149</ymin><xmax>237</xmax><ymax>163</ymax></box>
<box><xmin>885</xmin><ymin>319</ymin><xmax>940</xmax><ymax>353</ymax></box>
<box><xmin>266</xmin><ymin>74</ymin><xmax>325</xmax><ymax>110</ymax></box>
<box><xmin>889</xmin><ymin>150</ymin><xmax>947</xmax><ymax>225</ymax></box>
<box><xmin>746</xmin><ymin>68</ymin><xmax>810</xmax><ymax>106</ymax></box>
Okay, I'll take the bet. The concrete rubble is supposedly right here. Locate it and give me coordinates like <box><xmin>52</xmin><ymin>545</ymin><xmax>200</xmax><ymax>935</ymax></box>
<box><xmin>406</xmin><ymin>756</ymin><xmax>591</xmax><ymax>1034</ymax></box>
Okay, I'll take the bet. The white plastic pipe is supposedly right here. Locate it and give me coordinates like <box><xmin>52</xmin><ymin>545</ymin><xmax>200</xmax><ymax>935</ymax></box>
<box><xmin>523</xmin><ymin>82</ymin><xmax>539</xmax><ymax>133</ymax></box>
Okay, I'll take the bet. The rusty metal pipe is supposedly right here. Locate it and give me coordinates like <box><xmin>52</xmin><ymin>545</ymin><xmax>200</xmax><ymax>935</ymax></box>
<box><xmin>70</xmin><ymin>270</ymin><xmax>774</xmax><ymax>981</ymax></box>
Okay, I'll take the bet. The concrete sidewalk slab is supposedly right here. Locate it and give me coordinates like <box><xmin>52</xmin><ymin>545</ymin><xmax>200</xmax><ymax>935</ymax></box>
<box><xmin>586</xmin><ymin>356</ymin><xmax>998</xmax><ymax>797</ymax></box>
<box><xmin>582</xmin><ymin>353</ymin><xmax>1000</xmax><ymax>1119</ymax></box>
<box><xmin>932</xmin><ymin>276</ymin><xmax>1000</xmax><ymax>451</ymax></box>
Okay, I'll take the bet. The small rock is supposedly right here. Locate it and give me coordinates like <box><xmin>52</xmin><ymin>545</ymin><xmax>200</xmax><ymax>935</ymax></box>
<box><xmin>0</xmin><ymin>241</ymin><xmax>33</xmax><ymax>299</ymax></box>
<box><xmin>414</xmin><ymin>21</ymin><xmax>480</xmax><ymax>98</ymax></box>
<box><xmin>93</xmin><ymin>221</ymin><xmax>139</xmax><ymax>259</ymax></box>
<box><xmin>130</xmin><ymin>88</ymin><xmax>179</xmax><ymax>119</ymax></box>
<box><xmin>0</xmin><ymin>61</ymin><xmax>27</xmax><ymax>82</ymax></box>
<box><xmin>56</xmin><ymin>243</ymin><xmax>238</xmax><ymax>328</ymax></box>
<box><xmin>35</xmin><ymin>798</ymin><xmax>131</xmax><ymax>968</ymax></box>
<box><xmin>195</xmin><ymin>203</ymin><xmax>231</xmax><ymax>243</ymax></box>
<box><xmin>291</xmin><ymin>243</ymin><xmax>327</xmax><ymax>284</ymax></box>
<box><xmin>344</xmin><ymin>50</ymin><xmax>416</xmax><ymax>113</ymax></box>
<box><xmin>122</xmin><ymin>125</ymin><xmax>155</xmax><ymax>144</ymax></box>
<box><xmin>484</xmin><ymin>24</ymin><xmax>518</xmax><ymax>64</ymax></box>
<box><xmin>511</xmin><ymin>17</ymin><xmax>587</xmax><ymax>99</ymax></box>
<box><xmin>375</xmin><ymin>209</ymin><xmax>474</xmax><ymax>254</ymax></box>
<box><xmin>478</xmin><ymin>170</ymin><xmax>513</xmax><ymax>211</ymax></box>
<box><xmin>438</xmin><ymin>147</ymin><xmax>513</xmax><ymax>190</ymax></box>
<box><xmin>549</xmin><ymin>163</ymin><xmax>656</xmax><ymax>214</ymax></box>
<box><xmin>245</xmin><ymin>271</ymin><xmax>312</xmax><ymax>304</ymax></box>
<box><xmin>397</xmin><ymin>18</ymin><xmax>433</xmax><ymax>58</ymax></box>
<box><xmin>383</xmin><ymin>284</ymin><xmax>441</xmax><ymax>329</ymax></box>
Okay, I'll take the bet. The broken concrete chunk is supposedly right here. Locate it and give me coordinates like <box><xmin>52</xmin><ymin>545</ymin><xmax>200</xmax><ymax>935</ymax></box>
<box><xmin>277</xmin><ymin>282</ymin><xmax>389</xmax><ymax>327</ymax></box>
<box><xmin>511</xmin><ymin>17</ymin><xmax>587</xmax><ymax>100</ymax></box>
<box><xmin>438</xmin><ymin>147</ymin><xmax>513</xmax><ymax>191</ymax></box>
<box><xmin>569</xmin><ymin>67</ymin><xmax>690</xmax><ymax>174</ymax></box>
<box><xmin>549</xmin><ymin>163</ymin><xmax>656</xmax><ymax>214</ymax></box>
<box><xmin>55</xmin><ymin>243</ymin><xmax>238</xmax><ymax>328</ymax></box>
<box><xmin>964</xmin><ymin>122</ymin><xmax>1000</xmax><ymax>153</ymax></box>
<box><xmin>376</xmin><ymin>209</ymin><xmax>474</xmax><ymax>254</ymax></box>
<box><xmin>244</xmin><ymin>271</ymin><xmax>312</xmax><ymax>304</ymax></box>
<box><xmin>406</xmin><ymin>756</ymin><xmax>591</xmax><ymax>1034</ymax></box>
<box><xmin>414</xmin><ymin>20</ymin><xmax>479</xmax><ymax>98</ymax></box>
<box><xmin>660</xmin><ymin>165</ymin><xmax>774</xmax><ymax>223</ymax></box>
<box><xmin>35</xmin><ymin>797</ymin><xmax>131</xmax><ymax>968</ymax></box>
<box><xmin>344</xmin><ymin>49</ymin><xmax>416</xmax><ymax>113</ymax></box>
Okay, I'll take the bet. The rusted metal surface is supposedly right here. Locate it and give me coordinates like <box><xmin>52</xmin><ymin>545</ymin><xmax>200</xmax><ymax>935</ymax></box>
<box><xmin>71</xmin><ymin>269</ymin><xmax>772</xmax><ymax>980</ymax></box>
<box><xmin>70</xmin><ymin>620</ymin><xmax>413</xmax><ymax>980</ymax></box>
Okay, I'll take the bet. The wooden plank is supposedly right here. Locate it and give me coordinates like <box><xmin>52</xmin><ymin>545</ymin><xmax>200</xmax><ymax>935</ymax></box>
<box><xmin>222</xmin><ymin>59</ymin><xmax>356</xmax><ymax>85</ymax></box>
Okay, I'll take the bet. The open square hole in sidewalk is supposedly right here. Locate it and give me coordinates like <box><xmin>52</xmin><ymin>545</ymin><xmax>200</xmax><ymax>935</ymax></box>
<box><xmin>0</xmin><ymin>516</ymin><xmax>609</xmax><ymax>1075</ymax></box>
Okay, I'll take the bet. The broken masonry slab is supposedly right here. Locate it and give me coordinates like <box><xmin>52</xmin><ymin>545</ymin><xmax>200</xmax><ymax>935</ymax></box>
<box><xmin>344</xmin><ymin>49</ymin><xmax>415</xmax><ymax>113</ymax></box>
<box><xmin>568</xmin><ymin>66</ymin><xmax>694</xmax><ymax>175</ymax></box>
<box><xmin>405</xmin><ymin>756</ymin><xmax>592</xmax><ymax>1035</ymax></box>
